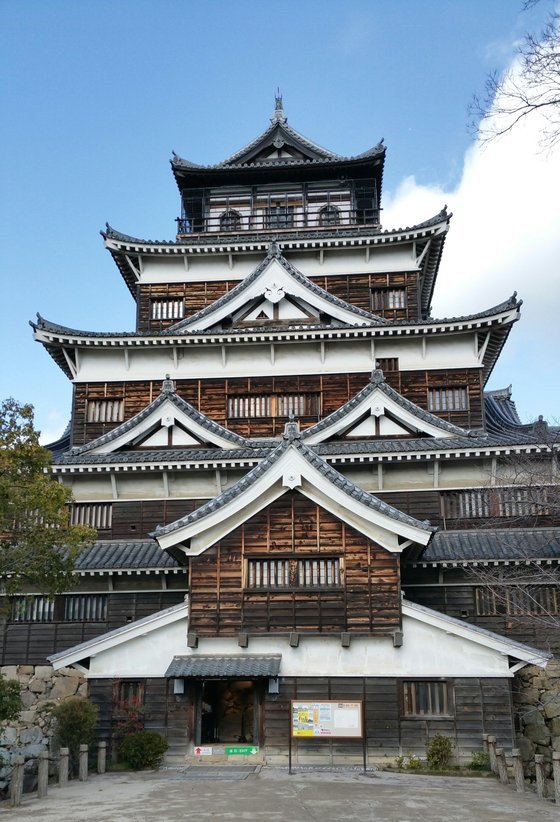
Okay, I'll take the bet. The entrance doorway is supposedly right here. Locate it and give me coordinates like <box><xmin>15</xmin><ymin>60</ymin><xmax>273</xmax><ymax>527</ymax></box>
<box><xmin>198</xmin><ymin>680</ymin><xmax>258</xmax><ymax>745</ymax></box>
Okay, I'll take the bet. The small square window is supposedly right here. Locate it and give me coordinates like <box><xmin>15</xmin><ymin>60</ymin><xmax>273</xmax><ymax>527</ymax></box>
<box><xmin>402</xmin><ymin>681</ymin><xmax>451</xmax><ymax>716</ymax></box>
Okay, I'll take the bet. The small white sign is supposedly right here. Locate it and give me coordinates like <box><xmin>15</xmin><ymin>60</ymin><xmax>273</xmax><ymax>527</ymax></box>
<box><xmin>193</xmin><ymin>746</ymin><xmax>213</xmax><ymax>756</ymax></box>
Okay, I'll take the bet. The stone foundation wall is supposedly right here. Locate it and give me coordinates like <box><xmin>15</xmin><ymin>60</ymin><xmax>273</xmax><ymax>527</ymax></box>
<box><xmin>0</xmin><ymin>664</ymin><xmax>86</xmax><ymax>794</ymax></box>
<box><xmin>514</xmin><ymin>659</ymin><xmax>560</xmax><ymax>788</ymax></box>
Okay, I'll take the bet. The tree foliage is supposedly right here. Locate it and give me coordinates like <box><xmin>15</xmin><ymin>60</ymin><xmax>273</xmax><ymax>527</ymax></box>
<box><xmin>52</xmin><ymin>696</ymin><xmax>99</xmax><ymax>772</ymax></box>
<box><xmin>0</xmin><ymin>674</ymin><xmax>22</xmax><ymax>722</ymax></box>
<box><xmin>0</xmin><ymin>398</ymin><xmax>94</xmax><ymax>596</ymax></box>
<box><xmin>471</xmin><ymin>11</ymin><xmax>560</xmax><ymax>149</ymax></box>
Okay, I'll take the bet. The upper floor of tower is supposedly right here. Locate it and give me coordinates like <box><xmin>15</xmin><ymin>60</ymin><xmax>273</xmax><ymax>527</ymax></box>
<box><xmin>171</xmin><ymin>95</ymin><xmax>385</xmax><ymax>238</ymax></box>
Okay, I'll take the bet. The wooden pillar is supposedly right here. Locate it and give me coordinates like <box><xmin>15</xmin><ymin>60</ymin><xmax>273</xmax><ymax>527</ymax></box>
<box><xmin>97</xmin><ymin>741</ymin><xmax>107</xmax><ymax>775</ymax></box>
<box><xmin>487</xmin><ymin>736</ymin><xmax>497</xmax><ymax>774</ymax></box>
<box><xmin>59</xmin><ymin>747</ymin><xmax>69</xmax><ymax>787</ymax></box>
<box><xmin>495</xmin><ymin>748</ymin><xmax>508</xmax><ymax>785</ymax></box>
<box><xmin>552</xmin><ymin>751</ymin><xmax>560</xmax><ymax>805</ymax></box>
<box><xmin>482</xmin><ymin>733</ymin><xmax>489</xmax><ymax>753</ymax></box>
<box><xmin>534</xmin><ymin>753</ymin><xmax>545</xmax><ymax>799</ymax></box>
<box><xmin>79</xmin><ymin>744</ymin><xmax>89</xmax><ymax>782</ymax></box>
<box><xmin>511</xmin><ymin>748</ymin><xmax>525</xmax><ymax>792</ymax></box>
<box><xmin>10</xmin><ymin>756</ymin><xmax>24</xmax><ymax>807</ymax></box>
<box><xmin>38</xmin><ymin>750</ymin><xmax>49</xmax><ymax>798</ymax></box>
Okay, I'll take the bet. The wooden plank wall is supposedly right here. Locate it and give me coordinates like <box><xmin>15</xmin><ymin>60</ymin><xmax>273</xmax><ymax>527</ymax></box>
<box><xmin>111</xmin><ymin>499</ymin><xmax>205</xmax><ymax>540</ymax></box>
<box><xmin>188</xmin><ymin>493</ymin><xmax>401</xmax><ymax>637</ymax></box>
<box><xmin>265</xmin><ymin>676</ymin><xmax>514</xmax><ymax>765</ymax></box>
<box><xmin>136</xmin><ymin>270</ymin><xmax>421</xmax><ymax>332</ymax></box>
<box><xmin>0</xmin><ymin>591</ymin><xmax>185</xmax><ymax>665</ymax></box>
<box><xmin>71</xmin><ymin>368</ymin><xmax>484</xmax><ymax>445</ymax></box>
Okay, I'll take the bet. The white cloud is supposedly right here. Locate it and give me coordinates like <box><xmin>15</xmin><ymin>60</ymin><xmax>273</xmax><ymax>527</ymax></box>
<box><xmin>38</xmin><ymin>409</ymin><xmax>67</xmax><ymax>446</ymax></box>
<box><xmin>382</xmin><ymin>70</ymin><xmax>560</xmax><ymax>423</ymax></box>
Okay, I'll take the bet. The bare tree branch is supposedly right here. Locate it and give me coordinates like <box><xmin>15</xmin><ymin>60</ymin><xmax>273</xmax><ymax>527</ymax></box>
<box><xmin>470</xmin><ymin>13</ymin><xmax>560</xmax><ymax>149</ymax></box>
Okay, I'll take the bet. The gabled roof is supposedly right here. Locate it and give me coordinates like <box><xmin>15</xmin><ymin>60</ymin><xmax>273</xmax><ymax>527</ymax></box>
<box><xmin>153</xmin><ymin>421</ymin><xmax>435</xmax><ymax>556</ymax></box>
<box><xmin>65</xmin><ymin>376</ymin><xmax>251</xmax><ymax>456</ymax></box>
<box><xmin>402</xmin><ymin>600</ymin><xmax>550</xmax><ymax>666</ymax></box>
<box><xmin>166</xmin><ymin>243</ymin><xmax>385</xmax><ymax>333</ymax></box>
<box><xmin>171</xmin><ymin>96</ymin><xmax>385</xmax><ymax>174</ymax></box>
<box><xmin>48</xmin><ymin>601</ymin><xmax>189</xmax><ymax>669</ymax></box>
<box><xmin>302</xmin><ymin>368</ymin><xmax>472</xmax><ymax>444</ymax></box>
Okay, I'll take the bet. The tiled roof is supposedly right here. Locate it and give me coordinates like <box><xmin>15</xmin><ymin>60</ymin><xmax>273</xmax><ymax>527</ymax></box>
<box><xmin>166</xmin><ymin>243</ymin><xmax>386</xmax><ymax>333</ymax></box>
<box><xmin>302</xmin><ymin>369</ymin><xmax>472</xmax><ymax>441</ymax></box>
<box><xmin>65</xmin><ymin>377</ymin><xmax>251</xmax><ymax>456</ymax></box>
<box><xmin>165</xmin><ymin>655</ymin><xmax>282</xmax><ymax>678</ymax></box>
<box><xmin>75</xmin><ymin>540</ymin><xmax>182</xmax><ymax>571</ymax></box>
<box><xmin>31</xmin><ymin>294</ymin><xmax>520</xmax><ymax>341</ymax></box>
<box><xmin>418</xmin><ymin>528</ymin><xmax>560</xmax><ymax>562</ymax></box>
<box><xmin>153</xmin><ymin>423</ymin><xmax>435</xmax><ymax>539</ymax></box>
<box><xmin>54</xmin><ymin>446</ymin><xmax>270</xmax><ymax>466</ymax></box>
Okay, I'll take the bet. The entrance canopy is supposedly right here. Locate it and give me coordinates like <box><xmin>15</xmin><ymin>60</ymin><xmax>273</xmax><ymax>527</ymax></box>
<box><xmin>165</xmin><ymin>655</ymin><xmax>281</xmax><ymax>678</ymax></box>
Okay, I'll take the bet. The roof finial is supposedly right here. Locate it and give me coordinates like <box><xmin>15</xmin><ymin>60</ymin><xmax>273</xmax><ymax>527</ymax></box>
<box><xmin>283</xmin><ymin>419</ymin><xmax>301</xmax><ymax>441</ymax></box>
<box><xmin>271</xmin><ymin>89</ymin><xmax>287</xmax><ymax>124</ymax></box>
<box><xmin>161</xmin><ymin>374</ymin><xmax>175</xmax><ymax>394</ymax></box>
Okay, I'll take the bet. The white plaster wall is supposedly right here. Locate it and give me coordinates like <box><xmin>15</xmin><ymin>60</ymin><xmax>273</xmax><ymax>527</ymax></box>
<box><xmin>138</xmin><ymin>245</ymin><xmax>416</xmax><ymax>285</ymax></box>
<box><xmin>72</xmin><ymin>334</ymin><xmax>481</xmax><ymax>383</ymax></box>
<box><xmin>83</xmin><ymin>613</ymin><xmax>513</xmax><ymax>679</ymax></box>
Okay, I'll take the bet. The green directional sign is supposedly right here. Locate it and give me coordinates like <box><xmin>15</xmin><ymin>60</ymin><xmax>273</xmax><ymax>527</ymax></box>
<box><xmin>225</xmin><ymin>745</ymin><xmax>259</xmax><ymax>756</ymax></box>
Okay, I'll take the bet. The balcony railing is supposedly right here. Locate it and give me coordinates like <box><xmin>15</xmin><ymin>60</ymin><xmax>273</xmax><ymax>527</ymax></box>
<box><xmin>176</xmin><ymin>207</ymin><xmax>380</xmax><ymax>236</ymax></box>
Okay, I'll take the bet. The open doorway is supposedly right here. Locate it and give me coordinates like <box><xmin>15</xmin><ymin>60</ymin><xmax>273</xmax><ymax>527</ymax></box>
<box><xmin>200</xmin><ymin>680</ymin><xmax>257</xmax><ymax>744</ymax></box>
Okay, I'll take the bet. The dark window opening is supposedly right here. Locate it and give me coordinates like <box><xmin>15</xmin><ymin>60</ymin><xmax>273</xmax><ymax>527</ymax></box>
<box><xmin>246</xmin><ymin>557</ymin><xmax>342</xmax><ymax>590</ymax></box>
<box><xmin>403</xmin><ymin>681</ymin><xmax>451</xmax><ymax>716</ymax></box>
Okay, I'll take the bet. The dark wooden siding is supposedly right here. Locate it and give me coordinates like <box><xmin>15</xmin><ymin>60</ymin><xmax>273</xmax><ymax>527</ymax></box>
<box><xmin>188</xmin><ymin>493</ymin><xmax>401</xmax><ymax>638</ymax></box>
<box><xmin>136</xmin><ymin>271</ymin><xmax>422</xmax><ymax>332</ymax></box>
<box><xmin>0</xmin><ymin>591</ymin><xmax>185</xmax><ymax>665</ymax></box>
<box><xmin>71</xmin><ymin>367</ymin><xmax>484</xmax><ymax>445</ymax></box>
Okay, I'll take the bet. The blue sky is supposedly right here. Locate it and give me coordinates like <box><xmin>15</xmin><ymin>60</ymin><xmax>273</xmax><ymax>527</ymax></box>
<box><xmin>1</xmin><ymin>0</ymin><xmax>557</xmax><ymax>440</ymax></box>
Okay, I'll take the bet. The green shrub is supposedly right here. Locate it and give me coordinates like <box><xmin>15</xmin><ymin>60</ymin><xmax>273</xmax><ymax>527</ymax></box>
<box><xmin>405</xmin><ymin>754</ymin><xmax>423</xmax><ymax>770</ymax></box>
<box><xmin>53</xmin><ymin>697</ymin><xmax>99</xmax><ymax>772</ymax></box>
<box><xmin>0</xmin><ymin>674</ymin><xmax>22</xmax><ymax>722</ymax></box>
<box><xmin>467</xmin><ymin>750</ymin><xmax>490</xmax><ymax>771</ymax></box>
<box><xmin>426</xmin><ymin>734</ymin><xmax>453</xmax><ymax>770</ymax></box>
<box><xmin>118</xmin><ymin>731</ymin><xmax>168</xmax><ymax>770</ymax></box>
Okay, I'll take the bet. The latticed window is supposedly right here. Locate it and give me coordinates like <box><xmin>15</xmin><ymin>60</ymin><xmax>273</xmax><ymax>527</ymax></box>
<box><xmin>246</xmin><ymin>558</ymin><xmax>341</xmax><ymax>589</ymax></box>
<box><xmin>475</xmin><ymin>586</ymin><xmax>559</xmax><ymax>616</ymax></box>
<box><xmin>87</xmin><ymin>399</ymin><xmax>124</xmax><ymax>423</ymax></box>
<box><xmin>228</xmin><ymin>393</ymin><xmax>320</xmax><ymax>419</ymax></box>
<box><xmin>220</xmin><ymin>210</ymin><xmax>242</xmax><ymax>231</ymax></box>
<box><xmin>11</xmin><ymin>596</ymin><xmax>55</xmax><ymax>623</ymax></box>
<box><xmin>151</xmin><ymin>299</ymin><xmax>184</xmax><ymax>320</ymax></box>
<box><xmin>428</xmin><ymin>387</ymin><xmax>469</xmax><ymax>412</ymax></box>
<box><xmin>376</xmin><ymin>357</ymin><xmax>399</xmax><ymax>372</ymax></box>
<box><xmin>266</xmin><ymin>204</ymin><xmax>294</xmax><ymax>229</ymax></box>
<box><xmin>318</xmin><ymin>205</ymin><xmax>340</xmax><ymax>226</ymax></box>
<box><xmin>70</xmin><ymin>503</ymin><xmax>112</xmax><ymax>529</ymax></box>
<box><xmin>371</xmin><ymin>288</ymin><xmax>407</xmax><ymax>311</ymax></box>
<box><xmin>441</xmin><ymin>487</ymin><xmax>554</xmax><ymax>519</ymax></box>
<box><xmin>63</xmin><ymin>595</ymin><xmax>107</xmax><ymax>621</ymax></box>
<box><xmin>402</xmin><ymin>681</ymin><xmax>451</xmax><ymax>716</ymax></box>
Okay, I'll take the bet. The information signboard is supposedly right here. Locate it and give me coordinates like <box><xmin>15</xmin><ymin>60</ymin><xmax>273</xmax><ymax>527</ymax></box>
<box><xmin>290</xmin><ymin>700</ymin><xmax>363</xmax><ymax>739</ymax></box>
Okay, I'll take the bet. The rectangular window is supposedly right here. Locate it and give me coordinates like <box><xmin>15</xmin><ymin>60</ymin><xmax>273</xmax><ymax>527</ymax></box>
<box><xmin>475</xmin><ymin>586</ymin><xmax>559</xmax><ymax>617</ymax></box>
<box><xmin>11</xmin><ymin>596</ymin><xmax>54</xmax><ymax>623</ymax></box>
<box><xmin>87</xmin><ymin>399</ymin><xmax>124</xmax><ymax>424</ymax></box>
<box><xmin>376</xmin><ymin>357</ymin><xmax>399</xmax><ymax>372</ymax></box>
<box><xmin>151</xmin><ymin>299</ymin><xmax>184</xmax><ymax>321</ymax></box>
<box><xmin>246</xmin><ymin>558</ymin><xmax>341</xmax><ymax>589</ymax></box>
<box><xmin>228</xmin><ymin>393</ymin><xmax>320</xmax><ymax>419</ymax></box>
<box><xmin>70</xmin><ymin>503</ymin><xmax>112</xmax><ymax>529</ymax></box>
<box><xmin>428</xmin><ymin>387</ymin><xmax>469</xmax><ymax>412</ymax></box>
<box><xmin>507</xmin><ymin>586</ymin><xmax>559</xmax><ymax>616</ymax></box>
<box><xmin>113</xmin><ymin>680</ymin><xmax>146</xmax><ymax>726</ymax></box>
<box><xmin>63</xmin><ymin>595</ymin><xmax>107</xmax><ymax>621</ymax></box>
<box><xmin>441</xmin><ymin>486</ymin><xmax>554</xmax><ymax>520</ymax></box>
<box><xmin>266</xmin><ymin>205</ymin><xmax>294</xmax><ymax>229</ymax></box>
<box><xmin>371</xmin><ymin>288</ymin><xmax>407</xmax><ymax>311</ymax></box>
<box><xmin>403</xmin><ymin>681</ymin><xmax>451</xmax><ymax>716</ymax></box>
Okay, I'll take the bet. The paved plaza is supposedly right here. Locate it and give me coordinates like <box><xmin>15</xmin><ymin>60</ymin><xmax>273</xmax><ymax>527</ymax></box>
<box><xmin>3</xmin><ymin>767</ymin><xmax>559</xmax><ymax>822</ymax></box>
